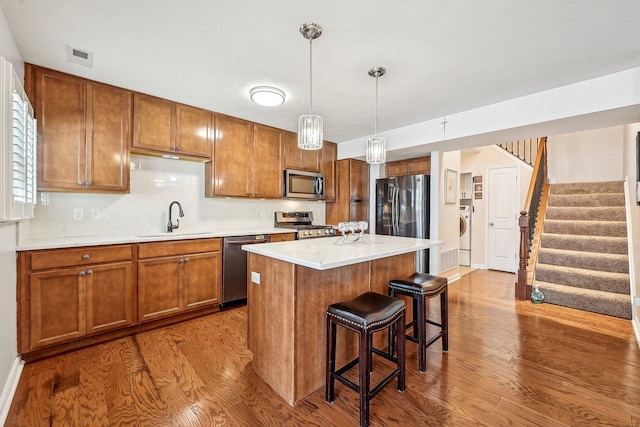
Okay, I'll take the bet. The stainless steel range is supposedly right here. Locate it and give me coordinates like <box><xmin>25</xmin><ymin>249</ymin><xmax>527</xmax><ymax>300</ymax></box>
<box><xmin>274</xmin><ymin>211</ymin><xmax>336</xmax><ymax>239</ymax></box>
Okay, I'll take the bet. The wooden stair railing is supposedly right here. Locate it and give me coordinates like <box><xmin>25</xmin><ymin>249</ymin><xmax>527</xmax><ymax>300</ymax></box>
<box><xmin>516</xmin><ymin>137</ymin><xmax>548</xmax><ymax>300</ymax></box>
<box><xmin>499</xmin><ymin>138</ymin><xmax>541</xmax><ymax>167</ymax></box>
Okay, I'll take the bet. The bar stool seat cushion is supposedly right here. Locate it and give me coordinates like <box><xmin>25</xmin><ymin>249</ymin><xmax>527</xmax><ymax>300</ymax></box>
<box><xmin>389</xmin><ymin>273</ymin><xmax>447</xmax><ymax>296</ymax></box>
<box><xmin>327</xmin><ymin>291</ymin><xmax>405</xmax><ymax>329</ymax></box>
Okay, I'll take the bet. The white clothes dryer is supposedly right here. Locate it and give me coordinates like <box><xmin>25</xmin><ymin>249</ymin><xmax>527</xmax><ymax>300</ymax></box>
<box><xmin>459</xmin><ymin>205</ymin><xmax>471</xmax><ymax>266</ymax></box>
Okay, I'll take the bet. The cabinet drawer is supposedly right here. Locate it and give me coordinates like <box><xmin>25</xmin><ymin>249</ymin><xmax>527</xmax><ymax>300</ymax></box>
<box><xmin>138</xmin><ymin>238</ymin><xmax>221</xmax><ymax>259</ymax></box>
<box><xmin>30</xmin><ymin>245</ymin><xmax>133</xmax><ymax>271</ymax></box>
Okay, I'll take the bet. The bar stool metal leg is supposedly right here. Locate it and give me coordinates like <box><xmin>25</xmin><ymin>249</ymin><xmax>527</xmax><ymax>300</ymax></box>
<box><xmin>326</xmin><ymin>316</ymin><xmax>337</xmax><ymax>403</ymax></box>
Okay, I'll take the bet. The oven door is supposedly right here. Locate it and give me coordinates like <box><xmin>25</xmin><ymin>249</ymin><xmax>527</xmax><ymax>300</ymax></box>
<box><xmin>284</xmin><ymin>169</ymin><xmax>325</xmax><ymax>199</ymax></box>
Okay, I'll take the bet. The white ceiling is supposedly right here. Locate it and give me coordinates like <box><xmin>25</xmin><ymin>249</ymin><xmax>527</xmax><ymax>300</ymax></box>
<box><xmin>3</xmin><ymin>0</ymin><xmax>640</xmax><ymax>145</ymax></box>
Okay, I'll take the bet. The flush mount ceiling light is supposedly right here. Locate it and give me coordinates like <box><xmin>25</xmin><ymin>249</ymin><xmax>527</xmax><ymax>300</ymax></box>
<box><xmin>298</xmin><ymin>22</ymin><xmax>323</xmax><ymax>151</ymax></box>
<box><xmin>250</xmin><ymin>86</ymin><xmax>285</xmax><ymax>107</ymax></box>
<box><xmin>366</xmin><ymin>66</ymin><xmax>386</xmax><ymax>164</ymax></box>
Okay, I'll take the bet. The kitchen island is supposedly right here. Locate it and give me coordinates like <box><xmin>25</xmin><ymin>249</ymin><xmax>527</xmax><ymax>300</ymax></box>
<box><xmin>242</xmin><ymin>234</ymin><xmax>444</xmax><ymax>406</ymax></box>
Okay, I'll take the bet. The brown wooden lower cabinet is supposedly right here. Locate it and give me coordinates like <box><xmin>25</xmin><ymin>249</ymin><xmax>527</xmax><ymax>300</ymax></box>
<box><xmin>269</xmin><ymin>233</ymin><xmax>297</xmax><ymax>242</ymax></box>
<box><xmin>18</xmin><ymin>238</ymin><xmax>222</xmax><ymax>359</ymax></box>
<box><xmin>21</xmin><ymin>245</ymin><xmax>135</xmax><ymax>352</ymax></box>
<box><xmin>137</xmin><ymin>239</ymin><xmax>222</xmax><ymax>322</ymax></box>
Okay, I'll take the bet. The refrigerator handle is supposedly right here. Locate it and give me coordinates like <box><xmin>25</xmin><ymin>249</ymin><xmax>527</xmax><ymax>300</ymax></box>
<box><xmin>394</xmin><ymin>186</ymin><xmax>400</xmax><ymax>234</ymax></box>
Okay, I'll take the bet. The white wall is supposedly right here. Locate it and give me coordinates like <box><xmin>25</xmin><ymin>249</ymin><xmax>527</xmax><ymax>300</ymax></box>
<box><xmin>0</xmin><ymin>3</ymin><xmax>23</xmax><ymax>424</ymax></box>
<box><xmin>25</xmin><ymin>155</ymin><xmax>326</xmax><ymax>240</ymax></box>
<box><xmin>547</xmin><ymin>126</ymin><xmax>624</xmax><ymax>184</ymax></box>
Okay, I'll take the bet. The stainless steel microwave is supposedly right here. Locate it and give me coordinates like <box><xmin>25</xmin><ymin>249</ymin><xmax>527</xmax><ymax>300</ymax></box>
<box><xmin>284</xmin><ymin>169</ymin><xmax>325</xmax><ymax>199</ymax></box>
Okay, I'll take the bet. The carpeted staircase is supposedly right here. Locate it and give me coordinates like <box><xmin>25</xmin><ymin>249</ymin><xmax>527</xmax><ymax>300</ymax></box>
<box><xmin>534</xmin><ymin>181</ymin><xmax>632</xmax><ymax>319</ymax></box>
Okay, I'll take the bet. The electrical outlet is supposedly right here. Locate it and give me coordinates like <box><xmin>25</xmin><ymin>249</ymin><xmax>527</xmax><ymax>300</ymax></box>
<box><xmin>73</xmin><ymin>208</ymin><xmax>84</xmax><ymax>221</ymax></box>
<box><xmin>90</xmin><ymin>208</ymin><xmax>101</xmax><ymax>220</ymax></box>
<box><xmin>251</xmin><ymin>271</ymin><xmax>261</xmax><ymax>284</ymax></box>
<box><xmin>259</xmin><ymin>208</ymin><xmax>266</xmax><ymax>219</ymax></box>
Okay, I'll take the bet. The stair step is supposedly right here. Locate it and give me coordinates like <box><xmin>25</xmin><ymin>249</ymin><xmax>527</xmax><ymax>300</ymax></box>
<box><xmin>550</xmin><ymin>181</ymin><xmax>624</xmax><ymax>195</ymax></box>
<box><xmin>543</xmin><ymin>219</ymin><xmax>627</xmax><ymax>237</ymax></box>
<box><xmin>545</xmin><ymin>206</ymin><xmax>626</xmax><ymax>221</ymax></box>
<box><xmin>534</xmin><ymin>263</ymin><xmax>630</xmax><ymax>294</ymax></box>
<box><xmin>547</xmin><ymin>193</ymin><xmax>625</xmax><ymax>207</ymax></box>
<box><xmin>538</xmin><ymin>248</ymin><xmax>628</xmax><ymax>273</ymax></box>
<box><xmin>540</xmin><ymin>233</ymin><xmax>628</xmax><ymax>255</ymax></box>
<box><xmin>534</xmin><ymin>281</ymin><xmax>632</xmax><ymax>319</ymax></box>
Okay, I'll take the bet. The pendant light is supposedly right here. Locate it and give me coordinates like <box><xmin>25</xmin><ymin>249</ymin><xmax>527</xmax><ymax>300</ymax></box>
<box><xmin>298</xmin><ymin>22</ymin><xmax>323</xmax><ymax>150</ymax></box>
<box><xmin>366</xmin><ymin>66</ymin><xmax>386</xmax><ymax>164</ymax></box>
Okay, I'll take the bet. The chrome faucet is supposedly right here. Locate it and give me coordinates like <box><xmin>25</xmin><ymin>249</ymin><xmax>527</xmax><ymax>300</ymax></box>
<box><xmin>167</xmin><ymin>201</ymin><xmax>184</xmax><ymax>232</ymax></box>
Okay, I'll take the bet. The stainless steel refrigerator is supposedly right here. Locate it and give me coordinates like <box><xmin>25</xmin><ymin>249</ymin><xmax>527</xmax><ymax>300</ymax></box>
<box><xmin>376</xmin><ymin>174</ymin><xmax>431</xmax><ymax>273</ymax></box>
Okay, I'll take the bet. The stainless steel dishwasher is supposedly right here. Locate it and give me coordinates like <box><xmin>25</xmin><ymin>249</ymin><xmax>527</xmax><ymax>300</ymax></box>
<box><xmin>221</xmin><ymin>234</ymin><xmax>269</xmax><ymax>309</ymax></box>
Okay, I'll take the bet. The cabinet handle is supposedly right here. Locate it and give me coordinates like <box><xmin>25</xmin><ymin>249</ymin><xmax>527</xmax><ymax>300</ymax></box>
<box><xmin>78</xmin><ymin>271</ymin><xmax>86</xmax><ymax>277</ymax></box>
<box><xmin>86</xmin><ymin>269</ymin><xmax>93</xmax><ymax>275</ymax></box>
<box><xmin>82</xmin><ymin>254</ymin><xmax>90</xmax><ymax>260</ymax></box>
<box><xmin>85</xmin><ymin>182</ymin><xmax>92</xmax><ymax>187</ymax></box>
<box><xmin>179</xmin><ymin>258</ymin><xmax>185</xmax><ymax>263</ymax></box>
<box><xmin>184</xmin><ymin>257</ymin><xmax>190</xmax><ymax>262</ymax></box>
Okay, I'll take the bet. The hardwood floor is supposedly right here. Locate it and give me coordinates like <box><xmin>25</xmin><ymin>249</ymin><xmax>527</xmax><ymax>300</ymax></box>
<box><xmin>6</xmin><ymin>270</ymin><xmax>640</xmax><ymax>426</ymax></box>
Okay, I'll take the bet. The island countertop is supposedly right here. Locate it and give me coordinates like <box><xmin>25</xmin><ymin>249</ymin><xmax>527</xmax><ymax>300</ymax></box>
<box><xmin>242</xmin><ymin>234</ymin><xmax>444</xmax><ymax>270</ymax></box>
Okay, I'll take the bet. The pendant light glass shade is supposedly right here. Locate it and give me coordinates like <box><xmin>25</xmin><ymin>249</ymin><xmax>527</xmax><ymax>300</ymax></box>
<box><xmin>366</xmin><ymin>67</ymin><xmax>386</xmax><ymax>164</ymax></box>
<box><xmin>298</xmin><ymin>23</ymin><xmax>323</xmax><ymax>150</ymax></box>
<box><xmin>298</xmin><ymin>113</ymin><xmax>324</xmax><ymax>149</ymax></box>
<box><xmin>366</xmin><ymin>135</ymin><xmax>386</xmax><ymax>164</ymax></box>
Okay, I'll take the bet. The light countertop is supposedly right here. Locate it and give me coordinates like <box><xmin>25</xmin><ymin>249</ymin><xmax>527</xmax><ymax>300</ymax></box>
<box><xmin>17</xmin><ymin>227</ymin><xmax>297</xmax><ymax>251</ymax></box>
<box><xmin>242</xmin><ymin>234</ymin><xmax>444</xmax><ymax>270</ymax></box>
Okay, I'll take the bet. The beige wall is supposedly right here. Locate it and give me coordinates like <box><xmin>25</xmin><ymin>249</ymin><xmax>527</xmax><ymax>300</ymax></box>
<box><xmin>460</xmin><ymin>145</ymin><xmax>532</xmax><ymax>269</ymax></box>
<box><xmin>622</xmin><ymin>123</ymin><xmax>640</xmax><ymax>333</ymax></box>
<box><xmin>0</xmin><ymin>3</ymin><xmax>22</xmax><ymax>423</ymax></box>
<box><xmin>438</xmin><ymin>151</ymin><xmax>462</xmax><ymax>272</ymax></box>
<box><xmin>547</xmin><ymin>126</ymin><xmax>625</xmax><ymax>184</ymax></box>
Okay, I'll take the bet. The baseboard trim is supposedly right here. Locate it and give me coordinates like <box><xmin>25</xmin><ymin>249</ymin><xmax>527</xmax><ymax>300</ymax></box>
<box><xmin>633</xmin><ymin>317</ymin><xmax>640</xmax><ymax>351</ymax></box>
<box><xmin>447</xmin><ymin>273</ymin><xmax>462</xmax><ymax>283</ymax></box>
<box><xmin>0</xmin><ymin>356</ymin><xmax>24</xmax><ymax>426</ymax></box>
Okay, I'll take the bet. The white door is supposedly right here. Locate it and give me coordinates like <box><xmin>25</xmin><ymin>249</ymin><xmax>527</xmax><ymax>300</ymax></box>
<box><xmin>487</xmin><ymin>166</ymin><xmax>518</xmax><ymax>272</ymax></box>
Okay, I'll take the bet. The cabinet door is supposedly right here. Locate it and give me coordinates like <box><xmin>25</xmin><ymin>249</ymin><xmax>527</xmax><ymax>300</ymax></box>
<box><xmin>35</xmin><ymin>68</ymin><xmax>86</xmax><ymax>191</ymax></box>
<box><xmin>183</xmin><ymin>252</ymin><xmax>221</xmax><ymax>309</ymax></box>
<box><xmin>29</xmin><ymin>267</ymin><xmax>86</xmax><ymax>349</ymax></box>
<box><xmin>176</xmin><ymin>104</ymin><xmax>212</xmax><ymax>159</ymax></box>
<box><xmin>86</xmin><ymin>82</ymin><xmax>131</xmax><ymax>192</ymax></box>
<box><xmin>132</xmin><ymin>93</ymin><xmax>175</xmax><ymax>153</ymax></box>
<box><xmin>321</xmin><ymin>142</ymin><xmax>337</xmax><ymax>201</ymax></box>
<box><xmin>408</xmin><ymin>157</ymin><xmax>431</xmax><ymax>175</ymax></box>
<box><xmin>283</xmin><ymin>131</ymin><xmax>304</xmax><ymax>171</ymax></box>
<box><xmin>86</xmin><ymin>261</ymin><xmax>134</xmax><ymax>334</ymax></box>
<box><xmin>252</xmin><ymin>124</ymin><xmax>283</xmax><ymax>198</ymax></box>
<box><xmin>386</xmin><ymin>161</ymin><xmax>408</xmax><ymax>177</ymax></box>
<box><xmin>284</xmin><ymin>131</ymin><xmax>320</xmax><ymax>171</ymax></box>
<box><xmin>350</xmin><ymin>201</ymin><xmax>369</xmax><ymax>223</ymax></box>
<box><xmin>211</xmin><ymin>114</ymin><xmax>253</xmax><ymax>197</ymax></box>
<box><xmin>137</xmin><ymin>256</ymin><xmax>182</xmax><ymax>321</ymax></box>
<box><xmin>349</xmin><ymin>159</ymin><xmax>370</xmax><ymax>201</ymax></box>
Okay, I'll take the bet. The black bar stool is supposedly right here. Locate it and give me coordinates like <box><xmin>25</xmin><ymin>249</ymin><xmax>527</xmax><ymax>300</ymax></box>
<box><xmin>388</xmin><ymin>273</ymin><xmax>448</xmax><ymax>373</ymax></box>
<box><xmin>326</xmin><ymin>291</ymin><xmax>406</xmax><ymax>427</ymax></box>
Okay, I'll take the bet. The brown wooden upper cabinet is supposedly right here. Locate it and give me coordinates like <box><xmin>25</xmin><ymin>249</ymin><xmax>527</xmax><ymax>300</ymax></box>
<box><xmin>385</xmin><ymin>156</ymin><xmax>431</xmax><ymax>177</ymax></box>
<box><xmin>326</xmin><ymin>158</ymin><xmax>370</xmax><ymax>225</ymax></box>
<box><xmin>206</xmin><ymin>115</ymin><xmax>283</xmax><ymax>198</ymax></box>
<box><xmin>283</xmin><ymin>131</ymin><xmax>321</xmax><ymax>172</ymax></box>
<box><xmin>132</xmin><ymin>93</ymin><xmax>212</xmax><ymax>160</ymax></box>
<box><xmin>26</xmin><ymin>65</ymin><xmax>131</xmax><ymax>193</ymax></box>
<box><xmin>321</xmin><ymin>141</ymin><xmax>337</xmax><ymax>202</ymax></box>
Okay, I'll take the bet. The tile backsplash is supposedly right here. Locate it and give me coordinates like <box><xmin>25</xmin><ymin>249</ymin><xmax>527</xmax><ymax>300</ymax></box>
<box><xmin>22</xmin><ymin>155</ymin><xmax>326</xmax><ymax>240</ymax></box>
